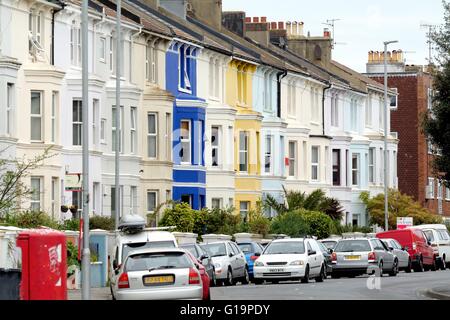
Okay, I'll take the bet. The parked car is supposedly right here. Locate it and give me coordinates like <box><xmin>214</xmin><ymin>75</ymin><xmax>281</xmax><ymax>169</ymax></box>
<box><xmin>200</xmin><ymin>241</ymin><xmax>249</xmax><ymax>286</ymax></box>
<box><xmin>317</xmin><ymin>240</ymin><xmax>333</xmax><ymax>276</ymax></box>
<box><xmin>253</xmin><ymin>238</ymin><xmax>327</xmax><ymax>284</ymax></box>
<box><xmin>379</xmin><ymin>238</ymin><xmax>412</xmax><ymax>272</ymax></box>
<box><xmin>377</xmin><ymin>229</ymin><xmax>437</xmax><ymax>272</ymax></box>
<box><xmin>237</xmin><ymin>241</ymin><xmax>265</xmax><ymax>281</ymax></box>
<box><xmin>331</xmin><ymin>238</ymin><xmax>398</xmax><ymax>278</ymax></box>
<box><xmin>184</xmin><ymin>250</ymin><xmax>211</xmax><ymax>300</ymax></box>
<box><xmin>114</xmin><ymin>248</ymin><xmax>203</xmax><ymax>300</ymax></box>
<box><xmin>408</xmin><ymin>224</ymin><xmax>450</xmax><ymax>270</ymax></box>
<box><xmin>320</xmin><ymin>239</ymin><xmax>339</xmax><ymax>251</ymax></box>
<box><xmin>109</xmin><ymin>215</ymin><xmax>178</xmax><ymax>299</ymax></box>
<box><xmin>179</xmin><ymin>243</ymin><xmax>216</xmax><ymax>286</ymax></box>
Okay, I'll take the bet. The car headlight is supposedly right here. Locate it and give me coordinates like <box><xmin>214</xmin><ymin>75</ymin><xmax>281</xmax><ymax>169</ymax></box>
<box><xmin>290</xmin><ymin>260</ymin><xmax>305</xmax><ymax>266</ymax></box>
<box><xmin>214</xmin><ymin>263</ymin><xmax>222</xmax><ymax>269</ymax></box>
<box><xmin>254</xmin><ymin>261</ymin><xmax>265</xmax><ymax>267</ymax></box>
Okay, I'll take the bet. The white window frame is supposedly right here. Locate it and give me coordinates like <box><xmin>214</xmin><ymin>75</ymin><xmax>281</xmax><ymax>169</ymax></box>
<box><xmin>130</xmin><ymin>186</ymin><xmax>137</xmax><ymax>215</ymax></box>
<box><xmin>428</xmin><ymin>178</ymin><xmax>435</xmax><ymax>199</ymax></box>
<box><xmin>147</xmin><ymin>190</ymin><xmax>158</xmax><ymax>213</ymax></box>
<box><xmin>331</xmin><ymin>94</ymin><xmax>339</xmax><ymax>127</ymax></box>
<box><xmin>438</xmin><ymin>180</ymin><xmax>443</xmax><ymax>199</ymax></box>
<box><xmin>112</xmin><ymin>105</ymin><xmax>124</xmax><ymax>153</ymax></box>
<box><xmin>130</xmin><ymin>107</ymin><xmax>137</xmax><ymax>154</ymax></box>
<box><xmin>100</xmin><ymin>118</ymin><xmax>106</xmax><ymax>144</ymax></box>
<box><xmin>92</xmin><ymin>99</ymin><xmax>99</xmax><ymax>146</ymax></box>
<box><xmin>427</xmin><ymin>88</ymin><xmax>433</xmax><ymax>110</ymax></box>
<box><xmin>311</xmin><ymin>146</ymin><xmax>320</xmax><ymax>181</ymax></box>
<box><xmin>239</xmin><ymin>201</ymin><xmax>249</xmax><ymax>220</ymax></box>
<box><xmin>7</xmin><ymin>83</ymin><xmax>14</xmax><ymax>136</ymax></box>
<box><xmin>109</xmin><ymin>35</ymin><xmax>114</xmax><ymax>73</ymax></box>
<box><xmin>211</xmin><ymin>125</ymin><xmax>220</xmax><ymax>167</ymax></box>
<box><xmin>165</xmin><ymin>113</ymin><xmax>171</xmax><ymax>161</ymax></box>
<box><xmin>351</xmin><ymin>99</ymin><xmax>358</xmax><ymax>132</ymax></box>
<box><xmin>30</xmin><ymin>176</ymin><xmax>42</xmax><ymax>211</ymax></box>
<box><xmin>29</xmin><ymin>10</ymin><xmax>43</xmax><ymax>54</ymax></box>
<box><xmin>30</xmin><ymin>91</ymin><xmax>43</xmax><ymax>142</ymax></box>
<box><xmin>92</xmin><ymin>182</ymin><xmax>100</xmax><ymax>214</ymax></box>
<box><xmin>211</xmin><ymin>198</ymin><xmax>222</xmax><ymax>209</ymax></box>
<box><xmin>51</xmin><ymin>91</ymin><xmax>57</xmax><ymax>143</ymax></box>
<box><xmin>445</xmin><ymin>186</ymin><xmax>450</xmax><ymax>201</ymax></box>
<box><xmin>51</xmin><ymin>177</ymin><xmax>57</xmax><ymax>219</ymax></box>
<box><xmin>352</xmin><ymin>153</ymin><xmax>360</xmax><ymax>187</ymax></box>
<box><xmin>178</xmin><ymin>45</ymin><xmax>192</xmax><ymax>93</ymax></box>
<box><xmin>265</xmin><ymin>135</ymin><xmax>273</xmax><ymax>174</ymax></box>
<box><xmin>369</xmin><ymin>148</ymin><xmax>375</xmax><ymax>184</ymax></box>
<box><xmin>239</xmin><ymin>131</ymin><xmax>249</xmax><ymax>173</ymax></box>
<box><xmin>99</xmin><ymin>37</ymin><xmax>106</xmax><ymax>63</ymax></box>
<box><xmin>365</xmin><ymin>95</ymin><xmax>372</xmax><ymax>127</ymax></box>
<box><xmin>389</xmin><ymin>88</ymin><xmax>398</xmax><ymax>110</ymax></box>
<box><xmin>146</xmin><ymin>112</ymin><xmax>157</xmax><ymax>159</ymax></box>
<box><xmin>180</xmin><ymin>120</ymin><xmax>191</xmax><ymax>164</ymax></box>
<box><xmin>72</xmin><ymin>100</ymin><xmax>82</xmax><ymax>146</ymax></box>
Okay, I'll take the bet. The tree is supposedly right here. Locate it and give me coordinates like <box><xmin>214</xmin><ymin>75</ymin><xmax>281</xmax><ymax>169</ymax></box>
<box><xmin>360</xmin><ymin>190</ymin><xmax>443</xmax><ymax>230</ymax></box>
<box><xmin>422</xmin><ymin>1</ymin><xmax>450</xmax><ymax>185</ymax></box>
<box><xmin>159</xmin><ymin>202</ymin><xmax>196</xmax><ymax>232</ymax></box>
<box><xmin>264</xmin><ymin>186</ymin><xmax>343</xmax><ymax>220</ymax></box>
<box><xmin>0</xmin><ymin>147</ymin><xmax>55</xmax><ymax>217</ymax></box>
<box><xmin>270</xmin><ymin>210</ymin><xmax>310</xmax><ymax>237</ymax></box>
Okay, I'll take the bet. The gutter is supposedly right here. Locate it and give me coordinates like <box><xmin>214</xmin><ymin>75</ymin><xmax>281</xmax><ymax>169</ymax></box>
<box><xmin>277</xmin><ymin>70</ymin><xmax>288</xmax><ymax>118</ymax></box>
<box><xmin>322</xmin><ymin>81</ymin><xmax>332</xmax><ymax>136</ymax></box>
<box><xmin>51</xmin><ymin>3</ymin><xmax>65</xmax><ymax>65</ymax></box>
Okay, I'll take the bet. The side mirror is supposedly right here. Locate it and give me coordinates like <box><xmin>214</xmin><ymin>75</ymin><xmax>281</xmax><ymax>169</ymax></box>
<box><xmin>255</xmin><ymin>252</ymin><xmax>261</xmax><ymax>257</ymax></box>
<box><xmin>114</xmin><ymin>264</ymin><xmax>121</xmax><ymax>275</ymax></box>
<box><xmin>308</xmin><ymin>250</ymin><xmax>316</xmax><ymax>256</ymax></box>
<box><xmin>229</xmin><ymin>252</ymin><xmax>234</xmax><ymax>258</ymax></box>
<box><xmin>200</xmin><ymin>254</ymin><xmax>209</xmax><ymax>260</ymax></box>
<box><xmin>328</xmin><ymin>248</ymin><xmax>333</xmax><ymax>254</ymax></box>
<box><xmin>201</xmin><ymin>258</ymin><xmax>209</xmax><ymax>266</ymax></box>
<box><xmin>388</xmin><ymin>247</ymin><xmax>394</xmax><ymax>251</ymax></box>
<box><xmin>427</xmin><ymin>241</ymin><xmax>432</xmax><ymax>246</ymax></box>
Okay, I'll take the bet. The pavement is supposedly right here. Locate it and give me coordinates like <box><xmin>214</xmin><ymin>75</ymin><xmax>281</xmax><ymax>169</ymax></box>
<box><xmin>67</xmin><ymin>269</ymin><xmax>450</xmax><ymax>300</ymax></box>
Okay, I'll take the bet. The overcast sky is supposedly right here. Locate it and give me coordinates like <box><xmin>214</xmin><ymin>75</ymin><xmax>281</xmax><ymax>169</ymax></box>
<box><xmin>222</xmin><ymin>0</ymin><xmax>445</xmax><ymax>73</ymax></box>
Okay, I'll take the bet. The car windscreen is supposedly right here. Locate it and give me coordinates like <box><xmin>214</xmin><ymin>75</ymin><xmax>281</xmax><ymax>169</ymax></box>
<box><xmin>237</xmin><ymin>243</ymin><xmax>254</xmax><ymax>254</ymax></box>
<box><xmin>122</xmin><ymin>241</ymin><xmax>176</xmax><ymax>261</ymax></box>
<box><xmin>201</xmin><ymin>243</ymin><xmax>227</xmax><ymax>257</ymax></box>
<box><xmin>264</xmin><ymin>242</ymin><xmax>305</xmax><ymax>255</ymax></box>
<box><xmin>334</xmin><ymin>240</ymin><xmax>371</xmax><ymax>253</ymax></box>
<box><xmin>321</xmin><ymin>241</ymin><xmax>337</xmax><ymax>250</ymax></box>
<box><xmin>125</xmin><ymin>252</ymin><xmax>192</xmax><ymax>272</ymax></box>
<box><xmin>317</xmin><ymin>241</ymin><xmax>329</xmax><ymax>254</ymax></box>
<box><xmin>180</xmin><ymin>245</ymin><xmax>198</xmax><ymax>258</ymax></box>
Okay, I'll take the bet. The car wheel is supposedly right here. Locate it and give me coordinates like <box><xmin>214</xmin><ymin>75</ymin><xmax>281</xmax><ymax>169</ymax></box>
<box><xmin>405</xmin><ymin>258</ymin><xmax>412</xmax><ymax>273</ymax></box>
<box><xmin>210</xmin><ymin>270</ymin><xmax>217</xmax><ymax>287</ymax></box>
<box><xmin>430</xmin><ymin>257</ymin><xmax>437</xmax><ymax>271</ymax></box>
<box><xmin>378</xmin><ymin>261</ymin><xmax>384</xmax><ymax>277</ymax></box>
<box><xmin>225</xmin><ymin>268</ymin><xmax>234</xmax><ymax>286</ymax></box>
<box><xmin>241</xmin><ymin>267</ymin><xmax>250</xmax><ymax>285</ymax></box>
<box><xmin>315</xmin><ymin>265</ymin><xmax>325</xmax><ymax>282</ymax></box>
<box><xmin>301</xmin><ymin>265</ymin><xmax>310</xmax><ymax>283</ymax></box>
<box><xmin>389</xmin><ymin>259</ymin><xmax>399</xmax><ymax>277</ymax></box>
<box><xmin>414</xmin><ymin>257</ymin><xmax>424</xmax><ymax>272</ymax></box>
<box><xmin>441</xmin><ymin>257</ymin><xmax>447</xmax><ymax>270</ymax></box>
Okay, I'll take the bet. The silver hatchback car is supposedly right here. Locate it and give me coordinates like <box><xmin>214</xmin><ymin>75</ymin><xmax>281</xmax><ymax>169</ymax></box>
<box><xmin>331</xmin><ymin>238</ymin><xmax>399</xmax><ymax>278</ymax></box>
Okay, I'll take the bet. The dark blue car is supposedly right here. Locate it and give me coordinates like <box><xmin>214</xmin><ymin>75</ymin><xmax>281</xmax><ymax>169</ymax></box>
<box><xmin>237</xmin><ymin>242</ymin><xmax>264</xmax><ymax>280</ymax></box>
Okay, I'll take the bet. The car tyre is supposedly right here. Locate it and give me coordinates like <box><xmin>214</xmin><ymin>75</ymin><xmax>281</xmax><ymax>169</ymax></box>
<box><xmin>389</xmin><ymin>259</ymin><xmax>399</xmax><ymax>277</ymax></box>
<box><xmin>430</xmin><ymin>257</ymin><xmax>437</xmax><ymax>271</ymax></box>
<box><xmin>225</xmin><ymin>269</ymin><xmax>234</xmax><ymax>286</ymax></box>
<box><xmin>414</xmin><ymin>257</ymin><xmax>424</xmax><ymax>272</ymax></box>
<box><xmin>315</xmin><ymin>265</ymin><xmax>325</xmax><ymax>282</ymax></box>
<box><xmin>301</xmin><ymin>265</ymin><xmax>310</xmax><ymax>284</ymax></box>
<box><xmin>405</xmin><ymin>258</ymin><xmax>412</xmax><ymax>273</ymax></box>
<box><xmin>378</xmin><ymin>261</ymin><xmax>384</xmax><ymax>277</ymax></box>
<box><xmin>441</xmin><ymin>257</ymin><xmax>447</xmax><ymax>270</ymax></box>
<box><xmin>210</xmin><ymin>270</ymin><xmax>217</xmax><ymax>287</ymax></box>
<box><xmin>241</xmin><ymin>267</ymin><xmax>250</xmax><ymax>285</ymax></box>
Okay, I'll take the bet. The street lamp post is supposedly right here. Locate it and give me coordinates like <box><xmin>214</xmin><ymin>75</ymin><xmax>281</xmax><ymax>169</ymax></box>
<box><xmin>115</xmin><ymin>0</ymin><xmax>121</xmax><ymax>230</ymax></box>
<box><xmin>383</xmin><ymin>40</ymin><xmax>398</xmax><ymax>231</ymax></box>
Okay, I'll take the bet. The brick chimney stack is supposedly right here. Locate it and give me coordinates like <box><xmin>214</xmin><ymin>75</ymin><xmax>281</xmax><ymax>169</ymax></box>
<box><xmin>244</xmin><ymin>16</ymin><xmax>271</xmax><ymax>46</ymax></box>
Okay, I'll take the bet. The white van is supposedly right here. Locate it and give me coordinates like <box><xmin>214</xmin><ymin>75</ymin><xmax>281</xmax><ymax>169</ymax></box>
<box><xmin>109</xmin><ymin>215</ymin><xmax>178</xmax><ymax>299</ymax></box>
<box><xmin>409</xmin><ymin>224</ymin><xmax>450</xmax><ymax>269</ymax></box>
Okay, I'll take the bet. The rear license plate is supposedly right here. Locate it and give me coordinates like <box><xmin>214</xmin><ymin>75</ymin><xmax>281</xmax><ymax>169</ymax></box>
<box><xmin>269</xmin><ymin>269</ymin><xmax>285</xmax><ymax>272</ymax></box>
<box><xmin>143</xmin><ymin>275</ymin><xmax>174</xmax><ymax>285</ymax></box>
<box><xmin>344</xmin><ymin>255</ymin><xmax>361</xmax><ymax>261</ymax></box>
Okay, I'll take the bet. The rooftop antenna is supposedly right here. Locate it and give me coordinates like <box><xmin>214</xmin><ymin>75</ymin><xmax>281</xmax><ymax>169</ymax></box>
<box><xmin>322</xmin><ymin>18</ymin><xmax>346</xmax><ymax>48</ymax></box>
<box><xmin>420</xmin><ymin>23</ymin><xmax>436</xmax><ymax>65</ymax></box>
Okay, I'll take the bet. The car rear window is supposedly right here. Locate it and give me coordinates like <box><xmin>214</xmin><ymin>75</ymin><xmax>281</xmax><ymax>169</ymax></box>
<box><xmin>438</xmin><ymin>230</ymin><xmax>450</xmax><ymax>240</ymax></box>
<box><xmin>238</xmin><ymin>243</ymin><xmax>254</xmax><ymax>254</ymax></box>
<box><xmin>264</xmin><ymin>241</ymin><xmax>305</xmax><ymax>255</ymax></box>
<box><xmin>334</xmin><ymin>240</ymin><xmax>371</xmax><ymax>252</ymax></box>
<box><xmin>423</xmin><ymin>230</ymin><xmax>435</xmax><ymax>242</ymax></box>
<box><xmin>202</xmin><ymin>243</ymin><xmax>227</xmax><ymax>257</ymax></box>
<box><xmin>122</xmin><ymin>241</ymin><xmax>176</xmax><ymax>261</ymax></box>
<box><xmin>321</xmin><ymin>241</ymin><xmax>337</xmax><ymax>250</ymax></box>
<box><xmin>125</xmin><ymin>252</ymin><xmax>192</xmax><ymax>272</ymax></box>
<box><xmin>180</xmin><ymin>245</ymin><xmax>198</xmax><ymax>258</ymax></box>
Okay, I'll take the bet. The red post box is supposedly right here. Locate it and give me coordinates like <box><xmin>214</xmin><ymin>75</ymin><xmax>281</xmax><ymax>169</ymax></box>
<box><xmin>16</xmin><ymin>229</ymin><xmax>67</xmax><ymax>300</ymax></box>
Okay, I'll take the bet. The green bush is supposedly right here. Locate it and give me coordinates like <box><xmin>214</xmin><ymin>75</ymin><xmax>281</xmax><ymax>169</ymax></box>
<box><xmin>249</xmin><ymin>215</ymin><xmax>270</xmax><ymax>237</ymax></box>
<box><xmin>89</xmin><ymin>215</ymin><xmax>115</xmax><ymax>231</ymax></box>
<box><xmin>298</xmin><ymin>209</ymin><xmax>333</xmax><ymax>239</ymax></box>
<box><xmin>66</xmin><ymin>241</ymin><xmax>80</xmax><ymax>268</ymax></box>
<box><xmin>159</xmin><ymin>202</ymin><xmax>195</xmax><ymax>232</ymax></box>
<box><xmin>201</xmin><ymin>207</ymin><xmax>240</xmax><ymax>235</ymax></box>
<box><xmin>5</xmin><ymin>211</ymin><xmax>60</xmax><ymax>229</ymax></box>
<box><xmin>330</xmin><ymin>220</ymin><xmax>373</xmax><ymax>235</ymax></box>
<box><xmin>270</xmin><ymin>211</ymin><xmax>310</xmax><ymax>237</ymax></box>
<box><xmin>60</xmin><ymin>218</ymin><xmax>80</xmax><ymax>231</ymax></box>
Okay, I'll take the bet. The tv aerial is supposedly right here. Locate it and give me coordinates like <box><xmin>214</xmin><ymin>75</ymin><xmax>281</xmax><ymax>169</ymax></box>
<box><xmin>322</xmin><ymin>18</ymin><xmax>347</xmax><ymax>48</ymax></box>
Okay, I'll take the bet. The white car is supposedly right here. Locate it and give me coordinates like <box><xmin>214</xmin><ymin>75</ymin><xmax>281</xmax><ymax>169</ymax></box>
<box><xmin>200</xmin><ymin>241</ymin><xmax>249</xmax><ymax>286</ymax></box>
<box><xmin>109</xmin><ymin>215</ymin><xmax>178</xmax><ymax>299</ymax></box>
<box><xmin>253</xmin><ymin>238</ymin><xmax>326</xmax><ymax>284</ymax></box>
<box><xmin>409</xmin><ymin>224</ymin><xmax>450</xmax><ymax>269</ymax></box>
<box><xmin>114</xmin><ymin>248</ymin><xmax>203</xmax><ymax>300</ymax></box>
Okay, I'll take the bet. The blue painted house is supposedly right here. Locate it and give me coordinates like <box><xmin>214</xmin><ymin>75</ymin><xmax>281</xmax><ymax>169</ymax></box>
<box><xmin>166</xmin><ymin>41</ymin><xmax>206</xmax><ymax>209</ymax></box>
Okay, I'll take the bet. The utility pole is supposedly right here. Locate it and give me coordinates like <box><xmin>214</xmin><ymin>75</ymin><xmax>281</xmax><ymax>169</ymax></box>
<box><xmin>81</xmin><ymin>0</ymin><xmax>91</xmax><ymax>300</ymax></box>
<box><xmin>115</xmin><ymin>0</ymin><xmax>121</xmax><ymax>230</ymax></box>
<box><xmin>383</xmin><ymin>40</ymin><xmax>398</xmax><ymax>231</ymax></box>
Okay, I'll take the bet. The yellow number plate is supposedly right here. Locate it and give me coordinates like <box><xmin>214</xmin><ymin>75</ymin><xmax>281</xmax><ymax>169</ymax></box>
<box><xmin>144</xmin><ymin>275</ymin><xmax>174</xmax><ymax>285</ymax></box>
<box><xmin>344</xmin><ymin>255</ymin><xmax>361</xmax><ymax>260</ymax></box>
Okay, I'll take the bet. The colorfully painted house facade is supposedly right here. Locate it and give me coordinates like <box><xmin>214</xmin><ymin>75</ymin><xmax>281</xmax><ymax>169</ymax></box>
<box><xmin>166</xmin><ymin>40</ymin><xmax>206</xmax><ymax>210</ymax></box>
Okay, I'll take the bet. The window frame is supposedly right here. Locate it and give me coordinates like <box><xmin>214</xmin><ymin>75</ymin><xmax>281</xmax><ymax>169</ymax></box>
<box><xmin>130</xmin><ymin>107</ymin><xmax>137</xmax><ymax>154</ymax></box>
<box><xmin>30</xmin><ymin>91</ymin><xmax>43</xmax><ymax>142</ymax></box>
<box><xmin>389</xmin><ymin>88</ymin><xmax>398</xmax><ymax>110</ymax></box>
<box><xmin>211</xmin><ymin>126</ymin><xmax>220</xmax><ymax>167</ymax></box>
<box><xmin>7</xmin><ymin>83</ymin><xmax>14</xmax><ymax>136</ymax></box>
<box><xmin>288</xmin><ymin>141</ymin><xmax>296</xmax><ymax>177</ymax></box>
<box><xmin>332</xmin><ymin>149</ymin><xmax>341</xmax><ymax>186</ymax></box>
<box><xmin>30</xmin><ymin>176</ymin><xmax>42</xmax><ymax>211</ymax></box>
<box><xmin>239</xmin><ymin>131</ymin><xmax>249</xmax><ymax>173</ymax></box>
<box><xmin>352</xmin><ymin>153</ymin><xmax>360</xmax><ymax>187</ymax></box>
<box><xmin>72</xmin><ymin>99</ymin><xmax>83</xmax><ymax>146</ymax></box>
<box><xmin>180</xmin><ymin>119</ymin><xmax>191</xmax><ymax>164</ymax></box>
<box><xmin>264</xmin><ymin>135</ymin><xmax>273</xmax><ymax>174</ymax></box>
<box><xmin>112</xmin><ymin>105</ymin><xmax>124</xmax><ymax>153</ymax></box>
<box><xmin>311</xmin><ymin>146</ymin><xmax>320</xmax><ymax>182</ymax></box>
<box><xmin>147</xmin><ymin>112</ymin><xmax>158</xmax><ymax>159</ymax></box>
<box><xmin>368</xmin><ymin>148</ymin><xmax>375</xmax><ymax>184</ymax></box>
<box><xmin>99</xmin><ymin>37</ymin><xmax>106</xmax><ymax>63</ymax></box>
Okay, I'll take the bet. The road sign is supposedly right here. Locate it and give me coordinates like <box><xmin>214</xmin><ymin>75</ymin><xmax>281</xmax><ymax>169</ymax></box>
<box><xmin>65</xmin><ymin>173</ymin><xmax>82</xmax><ymax>191</ymax></box>
<box><xmin>397</xmin><ymin>217</ymin><xmax>413</xmax><ymax>230</ymax></box>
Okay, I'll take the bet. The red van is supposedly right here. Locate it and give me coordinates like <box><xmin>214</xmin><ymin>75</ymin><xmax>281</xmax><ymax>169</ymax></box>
<box><xmin>376</xmin><ymin>229</ymin><xmax>437</xmax><ymax>272</ymax></box>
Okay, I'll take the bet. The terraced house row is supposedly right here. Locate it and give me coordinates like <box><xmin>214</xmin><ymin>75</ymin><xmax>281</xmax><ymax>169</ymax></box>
<box><xmin>0</xmin><ymin>0</ymin><xmax>398</xmax><ymax>226</ymax></box>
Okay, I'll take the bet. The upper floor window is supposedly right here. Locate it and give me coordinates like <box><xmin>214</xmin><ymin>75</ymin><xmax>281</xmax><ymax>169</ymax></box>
<box><xmin>288</xmin><ymin>141</ymin><xmax>296</xmax><ymax>177</ymax></box>
<box><xmin>332</xmin><ymin>149</ymin><xmax>340</xmax><ymax>186</ymax></box>
<box><xmin>178</xmin><ymin>45</ymin><xmax>192</xmax><ymax>92</ymax></box>
<box><xmin>6</xmin><ymin>83</ymin><xmax>14</xmax><ymax>136</ymax></box>
<box><xmin>146</xmin><ymin>40</ymin><xmax>158</xmax><ymax>83</ymax></box>
<box><xmin>365</xmin><ymin>95</ymin><xmax>372</xmax><ymax>127</ymax></box>
<box><xmin>352</xmin><ymin>153</ymin><xmax>360</xmax><ymax>187</ymax></box>
<box><xmin>99</xmin><ymin>37</ymin><xmax>106</xmax><ymax>63</ymax></box>
<box><xmin>209</xmin><ymin>57</ymin><xmax>220</xmax><ymax>99</ymax></box>
<box><xmin>130</xmin><ymin>107</ymin><xmax>137</xmax><ymax>154</ymax></box>
<box><xmin>28</xmin><ymin>10</ymin><xmax>43</xmax><ymax>54</ymax></box>
<box><xmin>390</xmin><ymin>88</ymin><xmax>398</xmax><ymax>110</ymax></box>
<box><xmin>350</xmin><ymin>99</ymin><xmax>358</xmax><ymax>132</ymax></box>
<box><xmin>263</xmin><ymin>73</ymin><xmax>272</xmax><ymax>112</ymax></box>
<box><xmin>180</xmin><ymin>120</ymin><xmax>191</xmax><ymax>164</ymax></box>
<box><xmin>311</xmin><ymin>87</ymin><xmax>320</xmax><ymax>122</ymax></box>
<box><xmin>211</xmin><ymin>126</ymin><xmax>220</xmax><ymax>167</ymax></box>
<box><xmin>109</xmin><ymin>35</ymin><xmax>114</xmax><ymax>72</ymax></box>
<box><xmin>369</xmin><ymin>148</ymin><xmax>375</xmax><ymax>184</ymax></box>
<box><xmin>427</xmin><ymin>177</ymin><xmax>435</xmax><ymax>199</ymax></box>
<box><xmin>427</xmin><ymin>88</ymin><xmax>434</xmax><ymax>110</ymax></box>
<box><xmin>70</xmin><ymin>21</ymin><xmax>81</xmax><ymax>66</ymax></box>
<box><xmin>30</xmin><ymin>91</ymin><xmax>42</xmax><ymax>142</ymax></box>
<box><xmin>264</xmin><ymin>135</ymin><xmax>273</xmax><ymax>174</ymax></box>
<box><xmin>311</xmin><ymin>146</ymin><xmax>319</xmax><ymax>181</ymax></box>
<box><xmin>287</xmin><ymin>80</ymin><xmax>296</xmax><ymax>117</ymax></box>
<box><xmin>92</xmin><ymin>99</ymin><xmax>99</xmax><ymax>146</ymax></box>
<box><xmin>72</xmin><ymin>100</ymin><xmax>82</xmax><ymax>146</ymax></box>
<box><xmin>237</xmin><ymin>65</ymin><xmax>248</xmax><ymax>105</ymax></box>
<box><xmin>147</xmin><ymin>113</ymin><xmax>157</xmax><ymax>158</ymax></box>
<box><xmin>112</xmin><ymin>105</ymin><xmax>124</xmax><ymax>153</ymax></box>
<box><xmin>331</xmin><ymin>94</ymin><xmax>339</xmax><ymax>127</ymax></box>
<box><xmin>30</xmin><ymin>176</ymin><xmax>42</xmax><ymax>211</ymax></box>
<box><xmin>52</xmin><ymin>91</ymin><xmax>59</xmax><ymax>143</ymax></box>
<box><xmin>239</xmin><ymin>131</ymin><xmax>249</xmax><ymax>172</ymax></box>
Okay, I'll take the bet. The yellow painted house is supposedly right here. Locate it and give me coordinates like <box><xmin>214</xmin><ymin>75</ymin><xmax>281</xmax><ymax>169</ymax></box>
<box><xmin>226</xmin><ymin>58</ymin><xmax>262</xmax><ymax>220</ymax></box>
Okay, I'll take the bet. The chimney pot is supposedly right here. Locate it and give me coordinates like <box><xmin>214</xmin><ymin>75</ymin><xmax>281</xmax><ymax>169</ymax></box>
<box><xmin>245</xmin><ymin>17</ymin><xmax>251</xmax><ymax>23</ymax></box>
<box><xmin>278</xmin><ymin>21</ymin><xmax>284</xmax><ymax>29</ymax></box>
<box><xmin>323</xmin><ymin>28</ymin><xmax>331</xmax><ymax>38</ymax></box>
<box><xmin>253</xmin><ymin>17</ymin><xmax>259</xmax><ymax>23</ymax></box>
<box><xmin>271</xmin><ymin>22</ymin><xmax>277</xmax><ymax>30</ymax></box>
<box><xmin>261</xmin><ymin>17</ymin><xmax>267</xmax><ymax>23</ymax></box>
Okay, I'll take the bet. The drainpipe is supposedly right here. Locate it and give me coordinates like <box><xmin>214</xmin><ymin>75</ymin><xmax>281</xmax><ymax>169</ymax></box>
<box><xmin>322</xmin><ymin>81</ymin><xmax>332</xmax><ymax>136</ymax></box>
<box><xmin>277</xmin><ymin>70</ymin><xmax>288</xmax><ymax>118</ymax></box>
<box><xmin>51</xmin><ymin>3</ymin><xmax>65</xmax><ymax>65</ymax></box>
